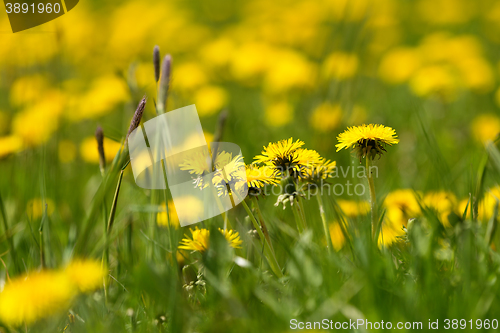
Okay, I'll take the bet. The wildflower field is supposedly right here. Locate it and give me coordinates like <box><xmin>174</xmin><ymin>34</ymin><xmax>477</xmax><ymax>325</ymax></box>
<box><xmin>2</xmin><ymin>0</ymin><xmax>500</xmax><ymax>331</ymax></box>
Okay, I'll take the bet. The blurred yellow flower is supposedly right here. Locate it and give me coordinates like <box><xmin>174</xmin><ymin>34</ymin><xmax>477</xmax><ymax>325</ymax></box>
<box><xmin>423</xmin><ymin>191</ymin><xmax>457</xmax><ymax>227</ymax></box>
<box><xmin>200</xmin><ymin>38</ymin><xmax>235</xmax><ymax>68</ymax></box>
<box><xmin>322</xmin><ymin>52</ymin><xmax>358</xmax><ymax>80</ymax></box>
<box><xmin>167</xmin><ymin>196</ymin><xmax>204</xmax><ymax>224</ymax></box>
<box><xmin>64</xmin><ymin>259</ymin><xmax>105</xmax><ymax>293</ymax></box>
<box><xmin>265</xmin><ymin>101</ymin><xmax>293</xmax><ymax>127</ymax></box>
<box><xmin>0</xmin><ymin>270</ymin><xmax>74</xmax><ymax>326</ymax></box>
<box><xmin>26</xmin><ymin>198</ymin><xmax>55</xmax><ymax>220</ymax></box>
<box><xmin>455</xmin><ymin>57</ymin><xmax>494</xmax><ymax>92</ymax></box>
<box><xmin>9</xmin><ymin>74</ymin><xmax>50</xmax><ymax>107</ymax></box>
<box><xmin>264</xmin><ymin>50</ymin><xmax>316</xmax><ymax>93</ymax></box>
<box><xmin>379</xmin><ymin>47</ymin><xmax>421</xmax><ymax>84</ymax></box>
<box><xmin>173</xmin><ymin>62</ymin><xmax>208</xmax><ymax>91</ymax></box>
<box><xmin>12</xmin><ymin>91</ymin><xmax>65</xmax><ymax>146</ymax></box>
<box><xmin>471</xmin><ymin>114</ymin><xmax>500</xmax><ymax>144</ymax></box>
<box><xmin>0</xmin><ymin>135</ymin><xmax>23</xmax><ymax>159</ymax></box>
<box><xmin>409</xmin><ymin>65</ymin><xmax>457</xmax><ymax>98</ymax></box>
<box><xmin>230</xmin><ymin>43</ymin><xmax>274</xmax><ymax>82</ymax></box>
<box><xmin>329</xmin><ymin>222</ymin><xmax>346</xmax><ymax>251</ymax></box>
<box><xmin>157</xmin><ymin>201</ymin><xmax>180</xmax><ymax>228</ymax></box>
<box><xmin>337</xmin><ymin>200</ymin><xmax>370</xmax><ymax>217</ymax></box>
<box><xmin>70</xmin><ymin>76</ymin><xmax>129</xmax><ymax>120</ymax></box>
<box><xmin>384</xmin><ymin>189</ymin><xmax>421</xmax><ymax>231</ymax></box>
<box><xmin>195</xmin><ymin>86</ymin><xmax>228</xmax><ymax>116</ymax></box>
<box><xmin>80</xmin><ymin>136</ymin><xmax>122</xmax><ymax>164</ymax></box>
<box><xmin>378</xmin><ymin>220</ymin><xmax>405</xmax><ymax>247</ymax></box>
<box><xmin>416</xmin><ymin>0</ymin><xmax>475</xmax><ymax>25</ymax></box>
<box><xmin>58</xmin><ymin>140</ymin><xmax>77</xmax><ymax>164</ymax></box>
<box><xmin>310</xmin><ymin>103</ymin><xmax>342</xmax><ymax>132</ymax></box>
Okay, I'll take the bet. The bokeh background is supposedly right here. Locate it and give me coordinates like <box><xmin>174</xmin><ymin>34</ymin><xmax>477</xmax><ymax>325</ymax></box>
<box><xmin>2</xmin><ymin>0</ymin><xmax>500</xmax><ymax>331</ymax></box>
<box><xmin>2</xmin><ymin>0</ymin><xmax>500</xmax><ymax>195</ymax></box>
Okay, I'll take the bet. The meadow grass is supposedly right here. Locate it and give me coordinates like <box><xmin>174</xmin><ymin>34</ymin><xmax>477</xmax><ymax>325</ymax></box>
<box><xmin>2</xmin><ymin>1</ymin><xmax>500</xmax><ymax>332</ymax></box>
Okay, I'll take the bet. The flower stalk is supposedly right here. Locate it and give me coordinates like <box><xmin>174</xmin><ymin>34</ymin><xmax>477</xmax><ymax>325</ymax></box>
<box><xmin>366</xmin><ymin>157</ymin><xmax>378</xmax><ymax>240</ymax></box>
<box><xmin>241</xmin><ymin>200</ymin><xmax>283</xmax><ymax>278</ymax></box>
<box><xmin>316</xmin><ymin>193</ymin><xmax>333</xmax><ymax>253</ymax></box>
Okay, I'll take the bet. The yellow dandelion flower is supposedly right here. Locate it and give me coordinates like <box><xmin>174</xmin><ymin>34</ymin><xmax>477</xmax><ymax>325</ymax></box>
<box><xmin>471</xmin><ymin>114</ymin><xmax>500</xmax><ymax>144</ymax></box>
<box><xmin>264</xmin><ymin>101</ymin><xmax>294</xmax><ymax>127</ymax></box>
<box><xmin>378</xmin><ymin>220</ymin><xmax>405</xmax><ymax>247</ymax></box>
<box><xmin>310</xmin><ymin>103</ymin><xmax>342</xmax><ymax>132</ymax></box>
<box><xmin>384</xmin><ymin>189</ymin><xmax>421</xmax><ymax>217</ymax></box>
<box><xmin>157</xmin><ymin>201</ymin><xmax>180</xmax><ymax>228</ymax></box>
<box><xmin>322</xmin><ymin>52</ymin><xmax>358</xmax><ymax>81</ymax></box>
<box><xmin>337</xmin><ymin>200</ymin><xmax>370</xmax><ymax>217</ymax></box>
<box><xmin>194</xmin><ymin>85</ymin><xmax>228</xmax><ymax>117</ymax></box>
<box><xmin>329</xmin><ymin>222</ymin><xmax>346</xmax><ymax>251</ymax></box>
<box><xmin>179</xmin><ymin>228</ymin><xmax>210</xmax><ymax>252</ymax></box>
<box><xmin>178</xmin><ymin>227</ymin><xmax>242</xmax><ymax>253</ymax></box>
<box><xmin>300</xmin><ymin>159</ymin><xmax>337</xmax><ymax>183</ymax></box>
<box><xmin>26</xmin><ymin>198</ymin><xmax>55</xmax><ymax>220</ymax></box>
<box><xmin>0</xmin><ymin>135</ymin><xmax>23</xmax><ymax>159</ymax></box>
<box><xmin>0</xmin><ymin>271</ymin><xmax>74</xmax><ymax>326</ymax></box>
<box><xmin>423</xmin><ymin>191</ymin><xmax>458</xmax><ymax>227</ymax></box>
<box><xmin>219</xmin><ymin>228</ymin><xmax>243</xmax><ymax>249</ymax></box>
<box><xmin>255</xmin><ymin>138</ymin><xmax>321</xmax><ymax>176</ymax></box>
<box><xmin>179</xmin><ymin>149</ymin><xmax>234</xmax><ymax>190</ymax></box>
<box><xmin>80</xmin><ymin>136</ymin><xmax>122</xmax><ymax>164</ymax></box>
<box><xmin>244</xmin><ymin>164</ymin><xmax>280</xmax><ymax>189</ymax></box>
<box><xmin>64</xmin><ymin>259</ymin><xmax>105</xmax><ymax>293</ymax></box>
<box><xmin>336</xmin><ymin>124</ymin><xmax>399</xmax><ymax>160</ymax></box>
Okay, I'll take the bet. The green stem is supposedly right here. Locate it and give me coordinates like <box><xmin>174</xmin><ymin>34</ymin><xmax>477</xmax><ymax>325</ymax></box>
<box><xmin>241</xmin><ymin>200</ymin><xmax>283</xmax><ymax>278</ymax></box>
<box><xmin>291</xmin><ymin>203</ymin><xmax>305</xmax><ymax>234</ymax></box>
<box><xmin>251</xmin><ymin>196</ymin><xmax>276</xmax><ymax>255</ymax></box>
<box><xmin>316</xmin><ymin>193</ymin><xmax>333</xmax><ymax>253</ymax></box>
<box><xmin>366</xmin><ymin>158</ymin><xmax>378</xmax><ymax>241</ymax></box>
<box><xmin>0</xmin><ymin>192</ymin><xmax>18</xmax><ymax>273</ymax></box>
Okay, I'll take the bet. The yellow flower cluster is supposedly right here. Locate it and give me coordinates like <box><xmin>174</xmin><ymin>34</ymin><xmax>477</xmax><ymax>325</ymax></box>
<box><xmin>0</xmin><ymin>259</ymin><xmax>105</xmax><ymax>326</ymax></box>
<box><xmin>179</xmin><ymin>227</ymin><xmax>243</xmax><ymax>253</ymax></box>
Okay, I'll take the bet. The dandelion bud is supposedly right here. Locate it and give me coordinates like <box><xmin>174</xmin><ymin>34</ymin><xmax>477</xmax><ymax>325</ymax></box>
<box><xmin>153</xmin><ymin>45</ymin><xmax>160</xmax><ymax>83</ymax></box>
<box><xmin>157</xmin><ymin>54</ymin><xmax>172</xmax><ymax>113</ymax></box>
<box><xmin>95</xmin><ymin>126</ymin><xmax>106</xmax><ymax>174</ymax></box>
<box><xmin>127</xmin><ymin>97</ymin><xmax>147</xmax><ymax>139</ymax></box>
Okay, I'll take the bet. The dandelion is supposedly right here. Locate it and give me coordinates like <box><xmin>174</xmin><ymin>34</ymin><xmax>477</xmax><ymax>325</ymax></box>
<box><xmin>423</xmin><ymin>191</ymin><xmax>458</xmax><ymax>227</ymax></box>
<box><xmin>335</xmin><ymin>124</ymin><xmax>399</xmax><ymax>161</ymax></box>
<box><xmin>0</xmin><ymin>270</ymin><xmax>74</xmax><ymax>326</ymax></box>
<box><xmin>337</xmin><ymin>200</ymin><xmax>370</xmax><ymax>217</ymax></box>
<box><xmin>254</xmin><ymin>138</ymin><xmax>321</xmax><ymax>176</ymax></box>
<box><xmin>329</xmin><ymin>222</ymin><xmax>346</xmax><ymax>251</ymax></box>
<box><xmin>179</xmin><ymin>149</ymin><xmax>234</xmax><ymax>190</ymax></box>
<box><xmin>64</xmin><ymin>259</ymin><xmax>106</xmax><ymax>293</ymax></box>
<box><xmin>242</xmin><ymin>164</ymin><xmax>280</xmax><ymax>194</ymax></box>
<box><xmin>178</xmin><ymin>227</ymin><xmax>242</xmax><ymax>253</ymax></box>
<box><xmin>337</xmin><ymin>124</ymin><xmax>399</xmax><ymax>241</ymax></box>
<box><xmin>299</xmin><ymin>159</ymin><xmax>337</xmax><ymax>184</ymax></box>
